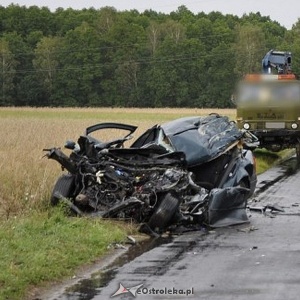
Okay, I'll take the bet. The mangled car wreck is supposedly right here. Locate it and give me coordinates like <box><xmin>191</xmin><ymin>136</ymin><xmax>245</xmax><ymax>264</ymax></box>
<box><xmin>44</xmin><ymin>114</ymin><xmax>258</xmax><ymax>234</ymax></box>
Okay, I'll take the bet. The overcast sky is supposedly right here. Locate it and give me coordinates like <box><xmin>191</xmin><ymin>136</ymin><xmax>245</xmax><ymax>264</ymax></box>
<box><xmin>1</xmin><ymin>0</ymin><xmax>300</xmax><ymax>29</ymax></box>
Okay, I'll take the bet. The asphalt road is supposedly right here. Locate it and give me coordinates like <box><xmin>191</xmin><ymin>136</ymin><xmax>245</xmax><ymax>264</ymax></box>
<box><xmin>49</xmin><ymin>157</ymin><xmax>300</xmax><ymax>300</ymax></box>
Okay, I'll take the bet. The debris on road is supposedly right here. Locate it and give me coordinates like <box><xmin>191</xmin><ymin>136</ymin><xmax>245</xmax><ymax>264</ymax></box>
<box><xmin>237</xmin><ymin>225</ymin><xmax>258</xmax><ymax>233</ymax></box>
<box><xmin>126</xmin><ymin>236</ymin><xmax>136</xmax><ymax>245</ymax></box>
<box><xmin>248</xmin><ymin>203</ymin><xmax>285</xmax><ymax>216</ymax></box>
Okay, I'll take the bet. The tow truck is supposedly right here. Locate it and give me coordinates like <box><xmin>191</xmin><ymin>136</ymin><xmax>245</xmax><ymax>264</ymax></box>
<box><xmin>235</xmin><ymin>50</ymin><xmax>300</xmax><ymax>158</ymax></box>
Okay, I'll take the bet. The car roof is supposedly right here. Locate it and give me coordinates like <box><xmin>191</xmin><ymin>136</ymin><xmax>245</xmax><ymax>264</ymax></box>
<box><xmin>161</xmin><ymin>115</ymin><xmax>242</xmax><ymax>166</ymax></box>
<box><xmin>161</xmin><ymin>116</ymin><xmax>201</xmax><ymax>136</ymax></box>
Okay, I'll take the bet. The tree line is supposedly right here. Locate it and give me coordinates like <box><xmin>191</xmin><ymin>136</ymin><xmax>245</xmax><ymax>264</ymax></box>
<box><xmin>1</xmin><ymin>4</ymin><xmax>300</xmax><ymax>107</ymax></box>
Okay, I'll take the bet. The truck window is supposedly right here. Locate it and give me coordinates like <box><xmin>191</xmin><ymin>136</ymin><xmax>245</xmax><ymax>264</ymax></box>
<box><xmin>237</xmin><ymin>82</ymin><xmax>300</xmax><ymax>105</ymax></box>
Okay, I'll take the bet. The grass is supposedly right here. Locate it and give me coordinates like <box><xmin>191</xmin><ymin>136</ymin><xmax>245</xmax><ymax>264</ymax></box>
<box><xmin>0</xmin><ymin>107</ymin><xmax>235</xmax><ymax>122</ymax></box>
<box><xmin>0</xmin><ymin>208</ymin><xmax>129</xmax><ymax>300</ymax></box>
<box><xmin>254</xmin><ymin>148</ymin><xmax>293</xmax><ymax>174</ymax></box>
<box><xmin>0</xmin><ymin>107</ymin><xmax>285</xmax><ymax>299</ymax></box>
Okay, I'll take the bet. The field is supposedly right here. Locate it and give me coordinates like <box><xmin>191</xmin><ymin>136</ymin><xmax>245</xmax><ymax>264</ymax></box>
<box><xmin>0</xmin><ymin>107</ymin><xmax>285</xmax><ymax>299</ymax></box>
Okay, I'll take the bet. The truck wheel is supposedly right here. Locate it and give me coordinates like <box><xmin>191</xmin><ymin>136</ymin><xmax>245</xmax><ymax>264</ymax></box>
<box><xmin>50</xmin><ymin>174</ymin><xmax>75</xmax><ymax>206</ymax></box>
<box><xmin>147</xmin><ymin>193</ymin><xmax>180</xmax><ymax>232</ymax></box>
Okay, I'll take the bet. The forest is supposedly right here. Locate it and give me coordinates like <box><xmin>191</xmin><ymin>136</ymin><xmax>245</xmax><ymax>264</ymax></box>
<box><xmin>0</xmin><ymin>4</ymin><xmax>300</xmax><ymax>108</ymax></box>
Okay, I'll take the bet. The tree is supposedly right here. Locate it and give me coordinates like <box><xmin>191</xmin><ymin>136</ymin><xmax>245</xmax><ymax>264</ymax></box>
<box><xmin>282</xmin><ymin>20</ymin><xmax>300</xmax><ymax>75</ymax></box>
<box><xmin>262</xmin><ymin>21</ymin><xmax>286</xmax><ymax>49</ymax></box>
<box><xmin>234</xmin><ymin>24</ymin><xmax>266</xmax><ymax>77</ymax></box>
<box><xmin>186</xmin><ymin>18</ymin><xmax>213</xmax><ymax>50</ymax></box>
<box><xmin>147</xmin><ymin>21</ymin><xmax>161</xmax><ymax>55</ymax></box>
<box><xmin>2</xmin><ymin>4</ymin><xmax>53</xmax><ymax>36</ymax></box>
<box><xmin>162</xmin><ymin>20</ymin><xmax>185</xmax><ymax>44</ymax></box>
<box><xmin>33</xmin><ymin>36</ymin><xmax>63</xmax><ymax>105</ymax></box>
<box><xmin>102</xmin><ymin>17</ymin><xmax>147</xmax><ymax>106</ymax></box>
<box><xmin>144</xmin><ymin>37</ymin><xmax>206</xmax><ymax>107</ymax></box>
<box><xmin>52</xmin><ymin>22</ymin><xmax>103</xmax><ymax>106</ymax></box>
<box><xmin>0</xmin><ymin>39</ymin><xmax>17</xmax><ymax>105</ymax></box>
<box><xmin>3</xmin><ymin>32</ymin><xmax>37</xmax><ymax>106</ymax></box>
<box><xmin>94</xmin><ymin>7</ymin><xmax>118</xmax><ymax>35</ymax></box>
<box><xmin>206</xmin><ymin>43</ymin><xmax>236</xmax><ymax>107</ymax></box>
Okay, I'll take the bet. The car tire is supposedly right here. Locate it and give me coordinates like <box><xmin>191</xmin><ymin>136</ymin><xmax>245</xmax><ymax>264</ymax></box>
<box><xmin>50</xmin><ymin>174</ymin><xmax>75</xmax><ymax>206</ymax></box>
<box><xmin>147</xmin><ymin>192</ymin><xmax>180</xmax><ymax>232</ymax></box>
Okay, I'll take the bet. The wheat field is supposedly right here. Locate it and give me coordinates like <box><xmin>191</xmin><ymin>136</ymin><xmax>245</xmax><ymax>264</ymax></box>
<box><xmin>0</xmin><ymin>107</ymin><xmax>235</xmax><ymax>219</ymax></box>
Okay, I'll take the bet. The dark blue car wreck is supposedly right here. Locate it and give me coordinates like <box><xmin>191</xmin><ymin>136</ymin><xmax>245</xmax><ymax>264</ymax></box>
<box><xmin>44</xmin><ymin>114</ymin><xmax>258</xmax><ymax>234</ymax></box>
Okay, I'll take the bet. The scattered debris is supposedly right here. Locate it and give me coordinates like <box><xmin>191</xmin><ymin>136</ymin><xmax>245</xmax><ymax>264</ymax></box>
<box><xmin>248</xmin><ymin>203</ymin><xmax>285</xmax><ymax>215</ymax></box>
<box><xmin>249</xmin><ymin>246</ymin><xmax>258</xmax><ymax>250</ymax></box>
<box><xmin>114</xmin><ymin>244</ymin><xmax>127</xmax><ymax>250</ymax></box>
<box><xmin>126</xmin><ymin>236</ymin><xmax>136</xmax><ymax>245</ymax></box>
<box><xmin>238</xmin><ymin>226</ymin><xmax>258</xmax><ymax>233</ymax></box>
<box><xmin>265</xmin><ymin>204</ymin><xmax>285</xmax><ymax>212</ymax></box>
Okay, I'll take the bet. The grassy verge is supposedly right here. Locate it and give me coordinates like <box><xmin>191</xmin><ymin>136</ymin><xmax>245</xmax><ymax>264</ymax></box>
<box><xmin>255</xmin><ymin>148</ymin><xmax>293</xmax><ymax>174</ymax></box>
<box><xmin>0</xmin><ymin>207</ymin><xmax>131</xmax><ymax>300</ymax></box>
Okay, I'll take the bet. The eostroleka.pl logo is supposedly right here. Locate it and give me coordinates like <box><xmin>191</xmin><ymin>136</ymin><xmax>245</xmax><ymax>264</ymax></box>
<box><xmin>111</xmin><ymin>283</ymin><xmax>194</xmax><ymax>298</ymax></box>
<box><xmin>111</xmin><ymin>283</ymin><xmax>144</xmax><ymax>297</ymax></box>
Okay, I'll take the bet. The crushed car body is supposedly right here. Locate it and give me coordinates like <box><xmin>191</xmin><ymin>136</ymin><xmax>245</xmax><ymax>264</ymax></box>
<box><xmin>44</xmin><ymin>114</ymin><xmax>258</xmax><ymax>234</ymax></box>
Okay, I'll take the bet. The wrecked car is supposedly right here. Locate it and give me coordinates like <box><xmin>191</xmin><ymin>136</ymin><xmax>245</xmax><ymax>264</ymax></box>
<box><xmin>44</xmin><ymin>114</ymin><xmax>258</xmax><ymax>233</ymax></box>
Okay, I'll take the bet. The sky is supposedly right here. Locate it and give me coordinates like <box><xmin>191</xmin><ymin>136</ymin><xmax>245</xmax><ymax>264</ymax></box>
<box><xmin>1</xmin><ymin>0</ymin><xmax>300</xmax><ymax>29</ymax></box>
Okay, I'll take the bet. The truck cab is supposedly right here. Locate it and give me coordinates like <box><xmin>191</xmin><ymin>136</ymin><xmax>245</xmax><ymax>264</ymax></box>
<box><xmin>235</xmin><ymin>50</ymin><xmax>300</xmax><ymax>155</ymax></box>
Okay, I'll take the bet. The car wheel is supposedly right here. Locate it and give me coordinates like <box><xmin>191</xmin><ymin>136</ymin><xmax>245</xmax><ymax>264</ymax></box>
<box><xmin>147</xmin><ymin>192</ymin><xmax>180</xmax><ymax>232</ymax></box>
<box><xmin>50</xmin><ymin>174</ymin><xmax>75</xmax><ymax>206</ymax></box>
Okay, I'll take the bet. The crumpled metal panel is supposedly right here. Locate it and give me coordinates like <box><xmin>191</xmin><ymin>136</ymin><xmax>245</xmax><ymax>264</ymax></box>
<box><xmin>207</xmin><ymin>187</ymin><xmax>249</xmax><ymax>227</ymax></box>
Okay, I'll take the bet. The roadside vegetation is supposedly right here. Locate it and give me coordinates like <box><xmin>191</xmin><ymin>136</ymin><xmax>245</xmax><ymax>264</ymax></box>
<box><xmin>254</xmin><ymin>148</ymin><xmax>293</xmax><ymax>174</ymax></box>
<box><xmin>0</xmin><ymin>107</ymin><xmax>288</xmax><ymax>299</ymax></box>
<box><xmin>0</xmin><ymin>209</ymin><xmax>128</xmax><ymax>300</ymax></box>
